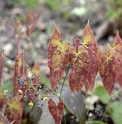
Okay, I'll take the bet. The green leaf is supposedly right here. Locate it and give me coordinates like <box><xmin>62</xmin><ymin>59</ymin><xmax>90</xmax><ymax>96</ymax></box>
<box><xmin>107</xmin><ymin>102</ymin><xmax>122</xmax><ymax>124</ymax></box>
<box><xmin>85</xmin><ymin>121</ymin><xmax>106</xmax><ymax>124</ymax></box>
<box><xmin>22</xmin><ymin>101</ymin><xmax>42</xmax><ymax>124</ymax></box>
<box><xmin>61</xmin><ymin>86</ymin><xmax>86</xmax><ymax>123</ymax></box>
<box><xmin>2</xmin><ymin>79</ymin><xmax>13</xmax><ymax>93</ymax></box>
<box><xmin>93</xmin><ymin>85</ymin><xmax>110</xmax><ymax>104</ymax></box>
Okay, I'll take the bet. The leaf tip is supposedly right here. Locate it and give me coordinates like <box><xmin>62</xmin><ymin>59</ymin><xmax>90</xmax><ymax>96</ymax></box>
<box><xmin>87</xmin><ymin>19</ymin><xmax>90</xmax><ymax>25</ymax></box>
<box><xmin>117</xmin><ymin>30</ymin><xmax>119</xmax><ymax>35</ymax></box>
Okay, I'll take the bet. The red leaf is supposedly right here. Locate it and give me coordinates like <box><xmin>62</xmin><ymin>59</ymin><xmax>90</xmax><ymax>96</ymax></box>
<box><xmin>5</xmin><ymin>96</ymin><xmax>23</xmax><ymax>124</ymax></box>
<box><xmin>13</xmin><ymin>52</ymin><xmax>25</xmax><ymax>96</ymax></box>
<box><xmin>32</xmin><ymin>61</ymin><xmax>40</xmax><ymax>85</ymax></box>
<box><xmin>98</xmin><ymin>44</ymin><xmax>116</xmax><ymax>95</ymax></box>
<box><xmin>48</xmin><ymin>24</ymin><xmax>70</xmax><ymax>91</ymax></box>
<box><xmin>0</xmin><ymin>116</ymin><xmax>6</xmax><ymax>124</ymax></box>
<box><xmin>24</xmin><ymin>61</ymin><xmax>40</xmax><ymax>101</ymax></box>
<box><xmin>0</xmin><ymin>86</ymin><xmax>4</xmax><ymax>108</ymax></box>
<box><xmin>14</xmin><ymin>19</ymin><xmax>22</xmax><ymax>35</ymax></box>
<box><xmin>0</xmin><ymin>51</ymin><xmax>4</xmax><ymax>84</ymax></box>
<box><xmin>48</xmin><ymin>99</ymin><xmax>64</xmax><ymax>124</ymax></box>
<box><xmin>69</xmin><ymin>38</ymin><xmax>90</xmax><ymax>92</ymax></box>
<box><xmin>26</xmin><ymin>12</ymin><xmax>39</xmax><ymax>42</ymax></box>
<box><xmin>83</xmin><ymin>22</ymin><xmax>99</xmax><ymax>90</ymax></box>
<box><xmin>112</xmin><ymin>33</ymin><xmax>122</xmax><ymax>87</ymax></box>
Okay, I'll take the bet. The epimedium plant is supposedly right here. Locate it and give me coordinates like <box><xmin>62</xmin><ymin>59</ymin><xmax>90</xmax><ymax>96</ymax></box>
<box><xmin>0</xmin><ymin>12</ymin><xmax>122</xmax><ymax>124</ymax></box>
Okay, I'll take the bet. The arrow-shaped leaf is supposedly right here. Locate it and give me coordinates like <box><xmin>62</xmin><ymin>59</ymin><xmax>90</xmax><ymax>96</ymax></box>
<box><xmin>5</xmin><ymin>96</ymin><xmax>23</xmax><ymax>124</ymax></box>
<box><xmin>69</xmin><ymin>38</ymin><xmax>90</xmax><ymax>92</ymax></box>
<box><xmin>112</xmin><ymin>33</ymin><xmax>122</xmax><ymax>87</ymax></box>
<box><xmin>0</xmin><ymin>86</ymin><xmax>4</xmax><ymax>108</ymax></box>
<box><xmin>0</xmin><ymin>51</ymin><xmax>4</xmax><ymax>84</ymax></box>
<box><xmin>48</xmin><ymin>99</ymin><xmax>64</xmax><ymax>124</ymax></box>
<box><xmin>98</xmin><ymin>44</ymin><xmax>116</xmax><ymax>95</ymax></box>
<box><xmin>13</xmin><ymin>52</ymin><xmax>25</xmax><ymax>96</ymax></box>
<box><xmin>31</xmin><ymin>61</ymin><xmax>40</xmax><ymax>85</ymax></box>
<box><xmin>48</xmin><ymin>24</ymin><xmax>70</xmax><ymax>91</ymax></box>
<box><xmin>83</xmin><ymin>22</ymin><xmax>99</xmax><ymax>91</ymax></box>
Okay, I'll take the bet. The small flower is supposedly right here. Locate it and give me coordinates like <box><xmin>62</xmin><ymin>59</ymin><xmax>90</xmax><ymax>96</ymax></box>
<box><xmin>18</xmin><ymin>89</ymin><xmax>23</xmax><ymax>95</ymax></box>
<box><xmin>29</xmin><ymin>101</ymin><xmax>34</xmax><ymax>108</ymax></box>
<box><xmin>43</xmin><ymin>97</ymin><xmax>48</xmax><ymax>101</ymax></box>
<box><xmin>27</xmin><ymin>72</ymin><xmax>34</xmax><ymax>81</ymax></box>
<box><xmin>27</xmin><ymin>72</ymin><xmax>33</xmax><ymax>78</ymax></box>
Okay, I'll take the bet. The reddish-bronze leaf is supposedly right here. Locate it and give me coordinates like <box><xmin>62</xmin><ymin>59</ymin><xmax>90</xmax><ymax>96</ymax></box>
<box><xmin>0</xmin><ymin>51</ymin><xmax>5</xmax><ymax>107</ymax></box>
<box><xmin>0</xmin><ymin>51</ymin><xmax>4</xmax><ymax>84</ymax></box>
<box><xmin>0</xmin><ymin>116</ymin><xmax>6</xmax><ymax>124</ymax></box>
<box><xmin>48</xmin><ymin>99</ymin><xmax>64</xmax><ymax>124</ymax></box>
<box><xmin>0</xmin><ymin>122</ymin><xmax>4</xmax><ymax>124</ymax></box>
<box><xmin>5</xmin><ymin>96</ymin><xmax>23</xmax><ymax>124</ymax></box>
<box><xmin>98</xmin><ymin>44</ymin><xmax>116</xmax><ymax>95</ymax></box>
<box><xmin>32</xmin><ymin>61</ymin><xmax>40</xmax><ymax>85</ymax></box>
<box><xmin>14</xmin><ymin>19</ymin><xmax>22</xmax><ymax>35</ymax></box>
<box><xmin>13</xmin><ymin>52</ymin><xmax>25</xmax><ymax>96</ymax></box>
<box><xmin>26</xmin><ymin>12</ymin><xmax>39</xmax><ymax>42</ymax></box>
<box><xmin>48</xmin><ymin>24</ymin><xmax>70</xmax><ymax>91</ymax></box>
<box><xmin>112</xmin><ymin>33</ymin><xmax>122</xmax><ymax>87</ymax></box>
<box><xmin>0</xmin><ymin>86</ymin><xmax>4</xmax><ymax>108</ymax></box>
<box><xmin>24</xmin><ymin>61</ymin><xmax>40</xmax><ymax>101</ymax></box>
<box><xmin>69</xmin><ymin>38</ymin><xmax>90</xmax><ymax>92</ymax></box>
<box><xmin>83</xmin><ymin>22</ymin><xmax>99</xmax><ymax>90</ymax></box>
<box><xmin>113</xmin><ymin>33</ymin><xmax>122</xmax><ymax>52</ymax></box>
<box><xmin>0</xmin><ymin>116</ymin><xmax>14</xmax><ymax>124</ymax></box>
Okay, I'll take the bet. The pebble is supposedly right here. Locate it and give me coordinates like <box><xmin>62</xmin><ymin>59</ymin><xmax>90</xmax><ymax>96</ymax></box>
<box><xmin>3</xmin><ymin>43</ymin><xmax>13</xmax><ymax>56</ymax></box>
<box><xmin>40</xmin><ymin>65</ymin><xmax>50</xmax><ymax>75</ymax></box>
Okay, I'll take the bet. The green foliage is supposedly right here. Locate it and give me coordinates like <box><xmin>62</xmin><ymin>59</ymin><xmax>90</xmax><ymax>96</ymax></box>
<box><xmin>93</xmin><ymin>84</ymin><xmax>110</xmax><ymax>104</ymax></box>
<box><xmin>22</xmin><ymin>101</ymin><xmax>42</xmax><ymax>124</ymax></box>
<box><xmin>99</xmin><ymin>0</ymin><xmax>122</xmax><ymax>20</ymax></box>
<box><xmin>61</xmin><ymin>86</ymin><xmax>86</xmax><ymax>123</ymax></box>
<box><xmin>107</xmin><ymin>102</ymin><xmax>122</xmax><ymax>124</ymax></box>
<box><xmin>2</xmin><ymin>79</ymin><xmax>13</xmax><ymax>93</ymax></box>
<box><xmin>45</xmin><ymin>0</ymin><xmax>61</xmax><ymax>12</ymax></box>
<box><xmin>45</xmin><ymin>0</ymin><xmax>72</xmax><ymax>12</ymax></box>
<box><xmin>13</xmin><ymin>0</ymin><xmax>37</xmax><ymax>9</ymax></box>
<box><xmin>85</xmin><ymin>121</ymin><xmax>106</xmax><ymax>124</ymax></box>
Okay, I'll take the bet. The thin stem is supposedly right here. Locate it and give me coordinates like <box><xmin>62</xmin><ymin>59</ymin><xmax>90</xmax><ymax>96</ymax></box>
<box><xmin>62</xmin><ymin>113</ymin><xmax>66</xmax><ymax>124</ymax></box>
<box><xmin>60</xmin><ymin>64</ymin><xmax>70</xmax><ymax>94</ymax></box>
<box><xmin>24</xmin><ymin>60</ymin><xmax>59</xmax><ymax>97</ymax></box>
<box><xmin>18</xmin><ymin>22</ymin><xmax>37</xmax><ymax>56</ymax></box>
<box><xmin>24</xmin><ymin>61</ymin><xmax>49</xmax><ymax>88</ymax></box>
<box><xmin>110</xmin><ymin>89</ymin><xmax>122</xmax><ymax>100</ymax></box>
<box><xmin>5</xmin><ymin>56</ymin><xmax>60</xmax><ymax>97</ymax></box>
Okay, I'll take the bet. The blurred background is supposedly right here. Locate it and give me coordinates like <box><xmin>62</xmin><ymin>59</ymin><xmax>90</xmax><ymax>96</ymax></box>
<box><xmin>1</xmin><ymin>0</ymin><xmax>122</xmax><ymax>63</ymax></box>
<box><xmin>1</xmin><ymin>0</ymin><xmax>122</xmax><ymax>124</ymax></box>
